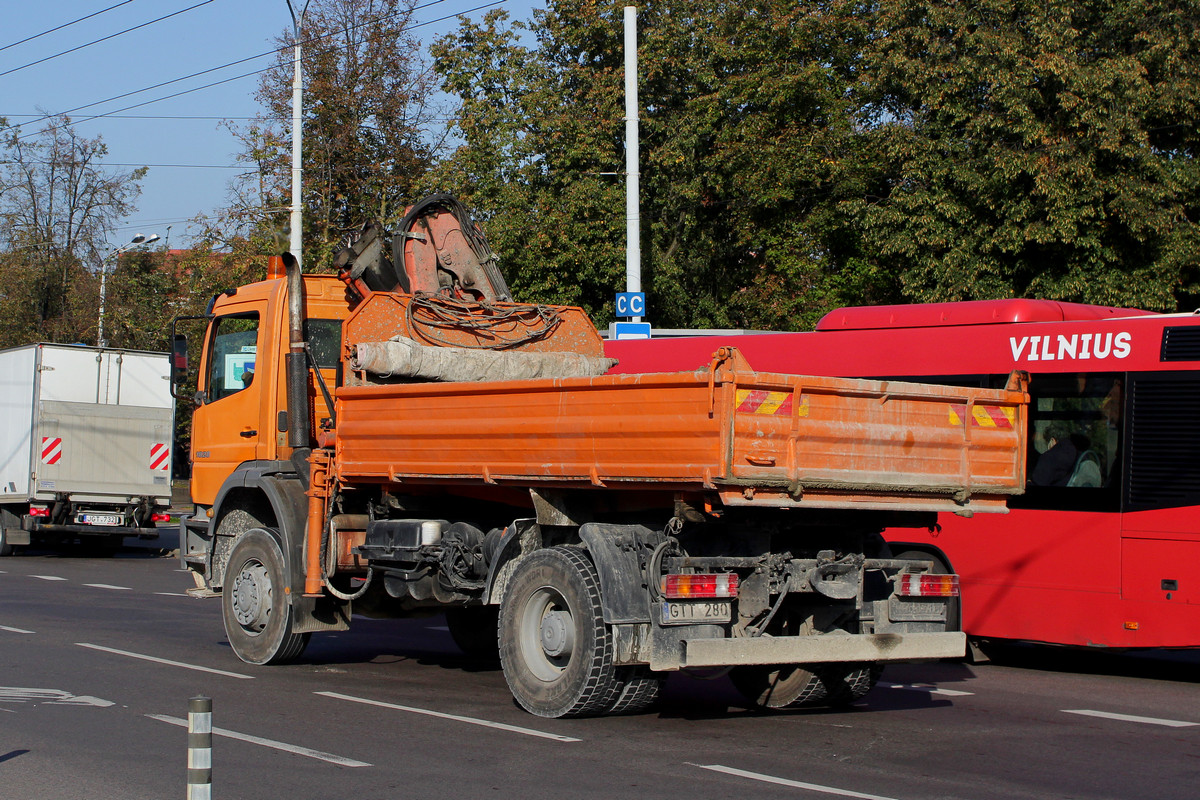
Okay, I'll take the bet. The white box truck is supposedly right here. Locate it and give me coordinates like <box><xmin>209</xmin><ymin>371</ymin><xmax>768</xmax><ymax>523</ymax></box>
<box><xmin>0</xmin><ymin>343</ymin><xmax>174</xmax><ymax>555</ymax></box>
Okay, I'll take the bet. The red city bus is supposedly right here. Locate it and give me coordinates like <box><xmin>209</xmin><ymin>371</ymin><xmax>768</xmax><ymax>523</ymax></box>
<box><xmin>606</xmin><ymin>299</ymin><xmax>1200</xmax><ymax>650</ymax></box>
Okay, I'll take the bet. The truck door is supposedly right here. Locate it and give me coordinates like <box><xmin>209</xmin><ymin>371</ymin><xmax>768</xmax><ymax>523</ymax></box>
<box><xmin>190</xmin><ymin>306</ymin><xmax>267</xmax><ymax>506</ymax></box>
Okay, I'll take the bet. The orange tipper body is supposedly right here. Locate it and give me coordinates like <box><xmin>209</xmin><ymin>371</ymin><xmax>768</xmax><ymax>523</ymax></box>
<box><xmin>177</xmin><ymin>195</ymin><xmax>1030</xmax><ymax>719</ymax></box>
<box><xmin>335</xmin><ymin>346</ymin><xmax>1027</xmax><ymax>516</ymax></box>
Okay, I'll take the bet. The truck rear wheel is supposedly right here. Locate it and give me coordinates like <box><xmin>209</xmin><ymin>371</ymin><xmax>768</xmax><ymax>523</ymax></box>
<box><xmin>222</xmin><ymin>529</ymin><xmax>310</xmax><ymax>665</ymax></box>
<box><xmin>0</xmin><ymin>528</ymin><xmax>13</xmax><ymax>557</ymax></box>
<box><xmin>731</xmin><ymin>663</ymin><xmax>883</xmax><ymax>709</ymax></box>
<box><xmin>499</xmin><ymin>546</ymin><xmax>620</xmax><ymax>718</ymax></box>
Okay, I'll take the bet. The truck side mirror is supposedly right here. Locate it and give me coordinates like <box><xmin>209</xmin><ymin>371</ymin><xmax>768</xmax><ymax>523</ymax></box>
<box><xmin>172</xmin><ymin>333</ymin><xmax>189</xmax><ymax>385</ymax></box>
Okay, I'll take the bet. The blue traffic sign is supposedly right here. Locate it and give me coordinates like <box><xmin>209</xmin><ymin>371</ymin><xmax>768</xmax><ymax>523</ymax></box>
<box><xmin>615</xmin><ymin>292</ymin><xmax>646</xmax><ymax>318</ymax></box>
<box><xmin>612</xmin><ymin>321</ymin><xmax>652</xmax><ymax>340</ymax></box>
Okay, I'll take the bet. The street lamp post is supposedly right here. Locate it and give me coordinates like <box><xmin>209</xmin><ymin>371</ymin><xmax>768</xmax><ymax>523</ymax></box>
<box><xmin>98</xmin><ymin>232</ymin><xmax>159</xmax><ymax>348</ymax></box>
<box><xmin>286</xmin><ymin>0</ymin><xmax>311</xmax><ymax>272</ymax></box>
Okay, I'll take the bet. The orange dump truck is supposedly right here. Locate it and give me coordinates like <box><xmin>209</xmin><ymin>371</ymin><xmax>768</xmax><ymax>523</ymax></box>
<box><xmin>175</xmin><ymin>196</ymin><xmax>1028</xmax><ymax>718</ymax></box>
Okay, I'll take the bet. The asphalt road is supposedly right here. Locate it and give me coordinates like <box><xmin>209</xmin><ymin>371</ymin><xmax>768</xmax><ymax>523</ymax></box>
<box><xmin>2</xmin><ymin>532</ymin><xmax>1199</xmax><ymax>800</ymax></box>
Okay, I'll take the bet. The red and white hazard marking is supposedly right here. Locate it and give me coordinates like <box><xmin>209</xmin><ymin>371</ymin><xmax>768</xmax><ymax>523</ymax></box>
<box><xmin>150</xmin><ymin>443</ymin><xmax>170</xmax><ymax>471</ymax></box>
<box><xmin>41</xmin><ymin>437</ymin><xmax>62</xmax><ymax>465</ymax></box>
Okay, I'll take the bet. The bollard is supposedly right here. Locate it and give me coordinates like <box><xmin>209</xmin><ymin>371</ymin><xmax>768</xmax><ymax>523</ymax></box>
<box><xmin>187</xmin><ymin>696</ymin><xmax>212</xmax><ymax>800</ymax></box>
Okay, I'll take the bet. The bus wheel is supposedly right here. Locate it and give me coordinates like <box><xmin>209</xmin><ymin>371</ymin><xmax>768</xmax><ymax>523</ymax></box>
<box><xmin>499</xmin><ymin>547</ymin><xmax>619</xmax><ymax>718</ymax></box>
<box><xmin>895</xmin><ymin>549</ymin><xmax>961</xmax><ymax>632</ymax></box>
<box><xmin>222</xmin><ymin>529</ymin><xmax>310</xmax><ymax>665</ymax></box>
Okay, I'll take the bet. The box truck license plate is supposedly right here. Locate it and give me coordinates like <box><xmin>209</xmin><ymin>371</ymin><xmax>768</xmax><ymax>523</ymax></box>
<box><xmin>78</xmin><ymin>513</ymin><xmax>121</xmax><ymax>527</ymax></box>
<box><xmin>660</xmin><ymin>600</ymin><xmax>732</xmax><ymax>625</ymax></box>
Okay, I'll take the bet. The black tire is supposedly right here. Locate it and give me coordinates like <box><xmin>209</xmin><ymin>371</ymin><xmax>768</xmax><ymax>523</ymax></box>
<box><xmin>731</xmin><ymin>662</ymin><xmax>882</xmax><ymax>709</ymax></box>
<box><xmin>445</xmin><ymin>606</ymin><xmax>500</xmax><ymax>662</ymax></box>
<box><xmin>894</xmin><ymin>549</ymin><xmax>961</xmax><ymax>632</ymax></box>
<box><xmin>817</xmin><ymin>663</ymin><xmax>884</xmax><ymax>706</ymax></box>
<box><xmin>222</xmin><ymin>529</ymin><xmax>310</xmax><ymax>665</ymax></box>
<box><xmin>0</xmin><ymin>528</ymin><xmax>13</xmax><ymax>558</ymax></box>
<box><xmin>606</xmin><ymin>668</ymin><xmax>664</xmax><ymax>715</ymax></box>
<box><xmin>499</xmin><ymin>547</ymin><xmax>621</xmax><ymax>718</ymax></box>
<box><xmin>731</xmin><ymin>664</ymin><xmax>830</xmax><ymax>709</ymax></box>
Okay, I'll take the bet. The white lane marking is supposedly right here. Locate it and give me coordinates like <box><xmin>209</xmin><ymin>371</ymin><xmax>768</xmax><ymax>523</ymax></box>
<box><xmin>1063</xmin><ymin>709</ymin><xmax>1198</xmax><ymax>728</ymax></box>
<box><xmin>76</xmin><ymin>643</ymin><xmax>254</xmax><ymax>680</ymax></box>
<box><xmin>427</xmin><ymin>625</ymin><xmax>450</xmax><ymax>631</ymax></box>
<box><xmin>694</xmin><ymin>764</ymin><xmax>903</xmax><ymax>800</ymax></box>
<box><xmin>880</xmin><ymin>682</ymin><xmax>974</xmax><ymax>697</ymax></box>
<box><xmin>315</xmin><ymin>691</ymin><xmax>581</xmax><ymax>743</ymax></box>
<box><xmin>0</xmin><ymin>687</ymin><xmax>114</xmax><ymax>707</ymax></box>
<box><xmin>147</xmin><ymin>715</ymin><xmax>371</xmax><ymax>767</ymax></box>
<box><xmin>154</xmin><ymin>592</ymin><xmax>191</xmax><ymax>597</ymax></box>
<box><xmin>30</xmin><ymin>575</ymin><xmax>67</xmax><ymax>581</ymax></box>
<box><xmin>0</xmin><ymin>625</ymin><xmax>34</xmax><ymax>634</ymax></box>
<box><xmin>83</xmin><ymin>583</ymin><xmax>132</xmax><ymax>591</ymax></box>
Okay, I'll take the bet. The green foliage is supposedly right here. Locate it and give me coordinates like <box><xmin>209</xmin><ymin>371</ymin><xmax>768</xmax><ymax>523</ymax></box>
<box><xmin>228</xmin><ymin>0</ymin><xmax>439</xmax><ymax>272</ymax></box>
<box><xmin>431</xmin><ymin>0</ymin><xmax>1200</xmax><ymax>325</ymax></box>
<box><xmin>851</xmin><ymin>0</ymin><xmax>1200</xmax><ymax>310</ymax></box>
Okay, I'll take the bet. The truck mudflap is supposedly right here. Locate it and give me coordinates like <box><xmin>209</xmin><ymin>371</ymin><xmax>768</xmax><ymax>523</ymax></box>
<box><xmin>656</xmin><ymin>631</ymin><xmax>966</xmax><ymax>671</ymax></box>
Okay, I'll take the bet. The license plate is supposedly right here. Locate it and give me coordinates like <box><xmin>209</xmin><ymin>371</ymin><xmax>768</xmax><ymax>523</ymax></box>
<box><xmin>660</xmin><ymin>600</ymin><xmax>732</xmax><ymax>625</ymax></box>
<box><xmin>78</xmin><ymin>513</ymin><xmax>121</xmax><ymax>527</ymax></box>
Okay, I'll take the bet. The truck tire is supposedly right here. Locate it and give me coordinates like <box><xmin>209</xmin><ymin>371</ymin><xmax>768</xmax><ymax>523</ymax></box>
<box><xmin>222</xmin><ymin>529</ymin><xmax>310</xmax><ymax>665</ymax></box>
<box><xmin>731</xmin><ymin>663</ymin><xmax>882</xmax><ymax>709</ymax></box>
<box><xmin>499</xmin><ymin>546</ymin><xmax>621</xmax><ymax>718</ymax></box>
<box><xmin>0</xmin><ymin>528</ymin><xmax>13</xmax><ymax>557</ymax></box>
<box><xmin>606</xmin><ymin>668</ymin><xmax>663</xmax><ymax>715</ymax></box>
<box><xmin>0</xmin><ymin>509</ymin><xmax>19</xmax><ymax>556</ymax></box>
<box><xmin>445</xmin><ymin>606</ymin><xmax>500</xmax><ymax>662</ymax></box>
<box><xmin>894</xmin><ymin>548</ymin><xmax>961</xmax><ymax>632</ymax></box>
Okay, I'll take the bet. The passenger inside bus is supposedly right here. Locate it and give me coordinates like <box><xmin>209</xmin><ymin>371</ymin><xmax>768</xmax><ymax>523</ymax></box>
<box><xmin>1031</xmin><ymin>422</ymin><xmax>1084</xmax><ymax>486</ymax></box>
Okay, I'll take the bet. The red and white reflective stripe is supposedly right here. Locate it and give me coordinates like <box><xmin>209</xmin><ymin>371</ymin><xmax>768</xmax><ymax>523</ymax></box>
<box><xmin>150</xmin><ymin>443</ymin><xmax>170</xmax><ymax>471</ymax></box>
<box><xmin>661</xmin><ymin>573</ymin><xmax>740</xmax><ymax>599</ymax></box>
<box><xmin>897</xmin><ymin>573</ymin><xmax>960</xmax><ymax>597</ymax></box>
<box><xmin>41</xmin><ymin>437</ymin><xmax>62</xmax><ymax>465</ymax></box>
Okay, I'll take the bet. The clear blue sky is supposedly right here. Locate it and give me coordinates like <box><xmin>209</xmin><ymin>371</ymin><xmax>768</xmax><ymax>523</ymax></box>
<box><xmin>1</xmin><ymin>0</ymin><xmax>537</xmax><ymax>251</ymax></box>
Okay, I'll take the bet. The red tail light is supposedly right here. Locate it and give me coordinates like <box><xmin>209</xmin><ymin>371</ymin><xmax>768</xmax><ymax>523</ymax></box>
<box><xmin>151</xmin><ymin>512</ymin><xmax>172</xmax><ymax>523</ymax></box>
<box><xmin>29</xmin><ymin>506</ymin><xmax>50</xmax><ymax>518</ymax></box>
<box><xmin>661</xmin><ymin>573</ymin><xmax>739</xmax><ymax>599</ymax></box>
<box><xmin>897</xmin><ymin>573</ymin><xmax>960</xmax><ymax>597</ymax></box>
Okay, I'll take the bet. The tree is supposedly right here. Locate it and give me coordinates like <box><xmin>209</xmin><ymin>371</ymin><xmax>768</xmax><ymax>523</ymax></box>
<box><xmin>432</xmin><ymin>1</ymin><xmax>887</xmax><ymax>330</ymax></box>
<box><xmin>849</xmin><ymin>0</ymin><xmax>1200</xmax><ymax>310</ymax></box>
<box><xmin>0</xmin><ymin>115</ymin><xmax>146</xmax><ymax>347</ymax></box>
<box><xmin>228</xmin><ymin>0</ymin><xmax>441</xmax><ymax>272</ymax></box>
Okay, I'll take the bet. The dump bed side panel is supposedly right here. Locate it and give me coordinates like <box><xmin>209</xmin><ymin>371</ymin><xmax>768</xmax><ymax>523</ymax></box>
<box><xmin>723</xmin><ymin>374</ymin><xmax>1026</xmax><ymax>511</ymax></box>
<box><xmin>335</xmin><ymin>368</ymin><xmax>1026</xmax><ymax>514</ymax></box>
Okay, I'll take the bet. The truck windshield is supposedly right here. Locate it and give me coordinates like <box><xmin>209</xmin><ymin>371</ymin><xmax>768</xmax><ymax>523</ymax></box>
<box><xmin>207</xmin><ymin>312</ymin><xmax>260</xmax><ymax>402</ymax></box>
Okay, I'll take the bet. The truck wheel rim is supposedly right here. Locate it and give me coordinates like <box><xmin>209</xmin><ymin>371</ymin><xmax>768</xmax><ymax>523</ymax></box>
<box><xmin>519</xmin><ymin>587</ymin><xmax>574</xmax><ymax>682</ymax></box>
<box><xmin>231</xmin><ymin>559</ymin><xmax>271</xmax><ymax>633</ymax></box>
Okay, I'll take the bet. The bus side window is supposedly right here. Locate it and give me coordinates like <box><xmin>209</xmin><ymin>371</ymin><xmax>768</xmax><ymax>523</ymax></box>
<box><xmin>1012</xmin><ymin>372</ymin><xmax>1123</xmax><ymax>511</ymax></box>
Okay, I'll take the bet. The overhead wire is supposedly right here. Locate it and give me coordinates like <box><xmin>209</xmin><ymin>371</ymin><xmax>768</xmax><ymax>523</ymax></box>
<box><xmin>0</xmin><ymin>0</ymin><xmax>216</xmax><ymax>79</ymax></box>
<box><xmin>0</xmin><ymin>0</ymin><xmax>137</xmax><ymax>53</ymax></box>
<box><xmin>0</xmin><ymin>0</ymin><xmax>491</xmax><ymax>139</ymax></box>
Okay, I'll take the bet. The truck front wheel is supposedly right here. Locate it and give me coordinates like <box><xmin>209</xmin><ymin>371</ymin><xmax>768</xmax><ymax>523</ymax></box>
<box><xmin>499</xmin><ymin>547</ymin><xmax>620</xmax><ymax>718</ymax></box>
<box><xmin>222</xmin><ymin>529</ymin><xmax>310</xmax><ymax>665</ymax></box>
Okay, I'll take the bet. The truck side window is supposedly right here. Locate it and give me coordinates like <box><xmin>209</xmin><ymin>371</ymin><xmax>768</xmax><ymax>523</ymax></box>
<box><xmin>206</xmin><ymin>313</ymin><xmax>261</xmax><ymax>403</ymax></box>
<box><xmin>303</xmin><ymin>319</ymin><xmax>342</xmax><ymax>370</ymax></box>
